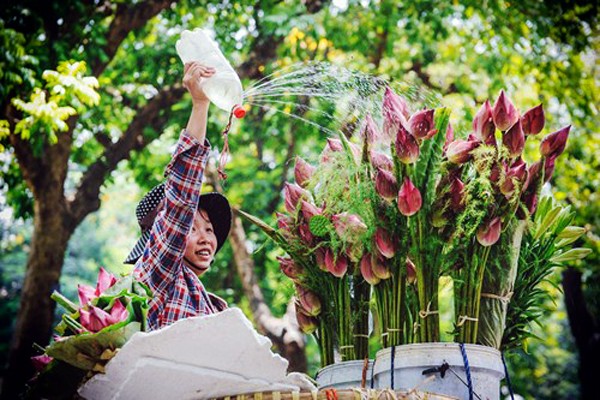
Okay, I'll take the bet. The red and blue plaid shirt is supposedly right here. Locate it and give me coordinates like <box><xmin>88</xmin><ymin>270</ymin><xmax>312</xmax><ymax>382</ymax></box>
<box><xmin>133</xmin><ymin>130</ymin><xmax>227</xmax><ymax>331</ymax></box>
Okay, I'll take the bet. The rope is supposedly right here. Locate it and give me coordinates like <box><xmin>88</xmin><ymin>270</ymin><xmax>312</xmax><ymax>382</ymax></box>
<box><xmin>217</xmin><ymin>107</ymin><xmax>235</xmax><ymax>180</ymax></box>
<box><xmin>418</xmin><ymin>302</ymin><xmax>439</xmax><ymax>319</ymax></box>
<box><xmin>501</xmin><ymin>351</ymin><xmax>515</xmax><ymax>400</ymax></box>
<box><xmin>324</xmin><ymin>388</ymin><xmax>338</xmax><ymax>400</ymax></box>
<box><xmin>481</xmin><ymin>291</ymin><xmax>513</xmax><ymax>305</ymax></box>
<box><xmin>390</xmin><ymin>345</ymin><xmax>396</xmax><ymax>390</ymax></box>
<box><xmin>370</xmin><ymin>355</ymin><xmax>376</xmax><ymax>389</ymax></box>
<box><xmin>456</xmin><ymin>315</ymin><xmax>479</xmax><ymax>327</ymax></box>
<box><xmin>459</xmin><ymin>343</ymin><xmax>474</xmax><ymax>400</ymax></box>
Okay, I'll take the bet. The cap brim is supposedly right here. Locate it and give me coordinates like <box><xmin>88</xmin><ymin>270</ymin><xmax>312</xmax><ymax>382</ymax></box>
<box><xmin>124</xmin><ymin>230</ymin><xmax>151</xmax><ymax>265</ymax></box>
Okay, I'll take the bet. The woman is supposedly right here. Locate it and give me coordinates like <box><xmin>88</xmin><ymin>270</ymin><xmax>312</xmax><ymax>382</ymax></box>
<box><xmin>124</xmin><ymin>62</ymin><xmax>231</xmax><ymax>331</ymax></box>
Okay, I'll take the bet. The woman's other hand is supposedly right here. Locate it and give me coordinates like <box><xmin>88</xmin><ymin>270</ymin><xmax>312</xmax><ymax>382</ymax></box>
<box><xmin>182</xmin><ymin>62</ymin><xmax>215</xmax><ymax>104</ymax></box>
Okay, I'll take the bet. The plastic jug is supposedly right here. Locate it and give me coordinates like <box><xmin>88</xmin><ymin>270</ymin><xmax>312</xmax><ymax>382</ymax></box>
<box><xmin>176</xmin><ymin>28</ymin><xmax>245</xmax><ymax>118</ymax></box>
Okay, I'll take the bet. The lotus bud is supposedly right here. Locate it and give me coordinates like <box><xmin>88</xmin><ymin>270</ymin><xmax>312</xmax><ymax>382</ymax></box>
<box><xmin>383</xmin><ymin>86</ymin><xmax>410</xmax><ymax>140</ymax></box>
<box><xmin>107</xmin><ymin>299</ymin><xmax>129</xmax><ymax>325</ymax></box>
<box><xmin>78</xmin><ymin>284</ymin><xmax>95</xmax><ymax>306</ymax></box>
<box><xmin>359</xmin><ymin>254</ymin><xmax>381</xmax><ymax>285</ymax></box>
<box><xmin>375</xmin><ymin>168</ymin><xmax>398</xmax><ymax>202</ymax></box>
<box><xmin>406</xmin><ymin>258</ymin><xmax>417</xmax><ymax>284</ymax></box>
<box><xmin>522</xmin><ymin>189</ymin><xmax>538</xmax><ymax>217</ymax></box>
<box><xmin>96</xmin><ymin>267</ymin><xmax>117</xmax><ymax>295</ymax></box>
<box><xmin>80</xmin><ymin>305</ymin><xmax>111</xmax><ymax>333</ymax></box>
<box><xmin>332</xmin><ymin>212</ymin><xmax>368</xmax><ymax>238</ymax></box>
<box><xmin>276</xmin><ymin>212</ymin><xmax>294</xmax><ymax>238</ymax></box>
<box><xmin>296</xmin><ymin>307</ymin><xmax>318</xmax><ymax>334</ymax></box>
<box><xmin>325</xmin><ymin>250</ymin><xmax>348</xmax><ymax>278</ymax></box>
<box><xmin>521</xmin><ymin>104</ymin><xmax>545</xmax><ymax>135</ymax></box>
<box><xmin>408</xmin><ymin>109</ymin><xmax>437</xmax><ymax>139</ymax></box>
<box><xmin>362</xmin><ymin>114</ymin><xmax>382</xmax><ymax>143</ymax></box>
<box><xmin>371</xmin><ymin>256</ymin><xmax>391</xmax><ymax>280</ymax></box>
<box><xmin>301</xmin><ymin>200</ymin><xmax>321</xmax><ymax>221</ymax></box>
<box><xmin>395</xmin><ymin>124</ymin><xmax>420</xmax><ymax>164</ymax></box>
<box><xmin>375</xmin><ymin>227</ymin><xmax>396</xmax><ymax>259</ymax></box>
<box><xmin>543</xmin><ymin>155</ymin><xmax>556</xmax><ymax>183</ymax></box>
<box><xmin>278</xmin><ymin>256</ymin><xmax>303</xmax><ymax>281</ymax></box>
<box><xmin>473</xmin><ymin>100</ymin><xmax>496</xmax><ymax>141</ymax></box>
<box><xmin>315</xmin><ymin>248</ymin><xmax>327</xmax><ymax>271</ymax></box>
<box><xmin>501</xmin><ymin>163</ymin><xmax>528</xmax><ymax>197</ymax></box>
<box><xmin>446</xmin><ymin>140</ymin><xmax>479</xmax><ymax>164</ymax></box>
<box><xmin>294</xmin><ymin>157</ymin><xmax>315</xmax><ymax>188</ymax></box>
<box><xmin>370</xmin><ymin>151</ymin><xmax>394</xmax><ymax>171</ymax></box>
<box><xmin>476</xmin><ymin>217</ymin><xmax>502</xmax><ymax>246</ymax></box>
<box><xmin>449</xmin><ymin>177</ymin><xmax>465</xmax><ymax>209</ymax></box>
<box><xmin>524</xmin><ymin>161</ymin><xmax>542</xmax><ymax>192</ymax></box>
<box><xmin>295</xmin><ymin>285</ymin><xmax>321</xmax><ymax>317</ymax></box>
<box><xmin>31</xmin><ymin>354</ymin><xmax>53</xmax><ymax>372</ymax></box>
<box><xmin>492</xmin><ymin>90</ymin><xmax>519</xmax><ymax>131</ymax></box>
<box><xmin>502</xmin><ymin>119</ymin><xmax>525</xmax><ymax>158</ymax></box>
<box><xmin>443</xmin><ymin>122</ymin><xmax>454</xmax><ymax>151</ymax></box>
<box><xmin>397</xmin><ymin>177</ymin><xmax>422</xmax><ymax>216</ymax></box>
<box><xmin>298</xmin><ymin>222</ymin><xmax>314</xmax><ymax>245</ymax></box>
<box><xmin>284</xmin><ymin>182</ymin><xmax>309</xmax><ymax>213</ymax></box>
<box><xmin>540</xmin><ymin>125</ymin><xmax>570</xmax><ymax>158</ymax></box>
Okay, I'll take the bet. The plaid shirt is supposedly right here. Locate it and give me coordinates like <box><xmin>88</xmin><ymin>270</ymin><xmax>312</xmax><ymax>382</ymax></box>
<box><xmin>133</xmin><ymin>131</ymin><xmax>227</xmax><ymax>331</ymax></box>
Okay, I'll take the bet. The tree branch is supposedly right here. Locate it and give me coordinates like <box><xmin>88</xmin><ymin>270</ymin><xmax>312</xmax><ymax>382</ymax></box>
<box><xmin>410</xmin><ymin>61</ymin><xmax>458</xmax><ymax>95</ymax></box>
<box><xmin>67</xmin><ymin>85</ymin><xmax>186</xmax><ymax>227</ymax></box>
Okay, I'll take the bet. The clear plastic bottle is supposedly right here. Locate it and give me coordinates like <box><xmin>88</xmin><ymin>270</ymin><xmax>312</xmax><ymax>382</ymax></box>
<box><xmin>176</xmin><ymin>28</ymin><xmax>246</xmax><ymax>118</ymax></box>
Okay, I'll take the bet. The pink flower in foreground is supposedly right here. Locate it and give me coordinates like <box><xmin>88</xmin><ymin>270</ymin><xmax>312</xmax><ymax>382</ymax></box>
<box><xmin>476</xmin><ymin>217</ymin><xmax>502</xmax><ymax>246</ymax></box>
<box><xmin>540</xmin><ymin>125</ymin><xmax>570</xmax><ymax>158</ymax></box>
<box><xmin>325</xmin><ymin>249</ymin><xmax>348</xmax><ymax>278</ymax></box>
<box><xmin>332</xmin><ymin>213</ymin><xmax>368</xmax><ymax>238</ymax></box>
<box><xmin>359</xmin><ymin>254</ymin><xmax>380</xmax><ymax>285</ymax></box>
<box><xmin>397</xmin><ymin>177</ymin><xmax>422</xmax><ymax>217</ymax></box>
<box><xmin>370</xmin><ymin>151</ymin><xmax>394</xmax><ymax>172</ymax></box>
<box><xmin>395</xmin><ymin>124</ymin><xmax>420</xmax><ymax>164</ymax></box>
<box><xmin>78</xmin><ymin>267</ymin><xmax>117</xmax><ymax>305</ymax></box>
<box><xmin>492</xmin><ymin>90</ymin><xmax>519</xmax><ymax>131</ymax></box>
<box><xmin>31</xmin><ymin>354</ymin><xmax>53</xmax><ymax>372</ymax></box>
<box><xmin>473</xmin><ymin>100</ymin><xmax>496</xmax><ymax>142</ymax></box>
<box><xmin>406</xmin><ymin>258</ymin><xmax>417</xmax><ymax>284</ymax></box>
<box><xmin>375</xmin><ymin>168</ymin><xmax>398</xmax><ymax>202</ymax></box>
<box><xmin>362</xmin><ymin>114</ymin><xmax>382</xmax><ymax>143</ymax></box>
<box><xmin>408</xmin><ymin>108</ymin><xmax>437</xmax><ymax>140</ymax></box>
<box><xmin>383</xmin><ymin>86</ymin><xmax>410</xmax><ymax>140</ymax></box>
<box><xmin>107</xmin><ymin>299</ymin><xmax>129</xmax><ymax>325</ymax></box>
<box><xmin>283</xmin><ymin>182</ymin><xmax>309</xmax><ymax>213</ymax></box>
<box><xmin>443</xmin><ymin>122</ymin><xmax>454</xmax><ymax>151</ymax></box>
<box><xmin>278</xmin><ymin>256</ymin><xmax>303</xmax><ymax>281</ymax></box>
<box><xmin>521</xmin><ymin>104</ymin><xmax>545</xmax><ymax>135</ymax></box>
<box><xmin>446</xmin><ymin>139</ymin><xmax>479</xmax><ymax>164</ymax></box>
<box><xmin>296</xmin><ymin>307</ymin><xmax>318</xmax><ymax>334</ymax></box>
<box><xmin>300</xmin><ymin>200</ymin><xmax>321</xmax><ymax>221</ymax></box>
<box><xmin>371</xmin><ymin>256</ymin><xmax>391</xmax><ymax>280</ymax></box>
<box><xmin>449</xmin><ymin>177</ymin><xmax>465</xmax><ymax>209</ymax></box>
<box><xmin>80</xmin><ymin>306</ymin><xmax>111</xmax><ymax>333</ymax></box>
<box><xmin>294</xmin><ymin>157</ymin><xmax>315</xmax><ymax>188</ymax></box>
<box><xmin>315</xmin><ymin>248</ymin><xmax>327</xmax><ymax>271</ymax></box>
<box><xmin>295</xmin><ymin>285</ymin><xmax>321</xmax><ymax>317</ymax></box>
<box><xmin>375</xmin><ymin>227</ymin><xmax>396</xmax><ymax>259</ymax></box>
<box><xmin>500</xmin><ymin>163</ymin><xmax>528</xmax><ymax>198</ymax></box>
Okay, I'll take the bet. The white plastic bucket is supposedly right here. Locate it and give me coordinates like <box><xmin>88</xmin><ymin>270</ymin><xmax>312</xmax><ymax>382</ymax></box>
<box><xmin>316</xmin><ymin>360</ymin><xmax>374</xmax><ymax>389</ymax></box>
<box><xmin>373</xmin><ymin>343</ymin><xmax>504</xmax><ymax>400</ymax></box>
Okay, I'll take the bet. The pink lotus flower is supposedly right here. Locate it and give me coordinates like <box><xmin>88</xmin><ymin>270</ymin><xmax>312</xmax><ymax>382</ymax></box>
<box><xmin>540</xmin><ymin>125</ymin><xmax>570</xmax><ymax>158</ymax></box>
<box><xmin>315</xmin><ymin>248</ymin><xmax>327</xmax><ymax>271</ymax></box>
<box><xmin>473</xmin><ymin>100</ymin><xmax>496</xmax><ymax>142</ymax></box>
<box><xmin>375</xmin><ymin>227</ymin><xmax>396</xmax><ymax>259</ymax></box>
<box><xmin>492</xmin><ymin>90</ymin><xmax>519</xmax><ymax>131</ymax></box>
<box><xmin>375</xmin><ymin>168</ymin><xmax>398</xmax><ymax>202</ymax></box>
<box><xmin>408</xmin><ymin>109</ymin><xmax>437</xmax><ymax>140</ymax></box>
<box><xmin>502</xmin><ymin>119</ymin><xmax>525</xmax><ymax>158</ymax></box>
<box><xmin>359</xmin><ymin>254</ymin><xmax>381</xmax><ymax>285</ymax></box>
<box><xmin>295</xmin><ymin>284</ymin><xmax>321</xmax><ymax>316</ymax></box>
<box><xmin>395</xmin><ymin>124</ymin><xmax>420</xmax><ymax>164</ymax></box>
<box><xmin>278</xmin><ymin>256</ymin><xmax>303</xmax><ymax>281</ymax></box>
<box><xmin>107</xmin><ymin>299</ymin><xmax>129</xmax><ymax>324</ymax></box>
<box><xmin>79</xmin><ymin>300</ymin><xmax>129</xmax><ymax>333</ymax></box>
<box><xmin>383</xmin><ymin>86</ymin><xmax>410</xmax><ymax>140</ymax></box>
<box><xmin>294</xmin><ymin>157</ymin><xmax>315</xmax><ymax>188</ymax></box>
<box><xmin>325</xmin><ymin>249</ymin><xmax>349</xmax><ymax>278</ymax></box>
<box><xmin>295</xmin><ymin>307</ymin><xmax>318</xmax><ymax>334</ymax></box>
<box><xmin>500</xmin><ymin>163</ymin><xmax>528</xmax><ymax>198</ymax></box>
<box><xmin>362</xmin><ymin>114</ymin><xmax>382</xmax><ymax>143</ymax></box>
<box><xmin>31</xmin><ymin>354</ymin><xmax>53</xmax><ymax>372</ymax></box>
<box><xmin>298</xmin><ymin>222</ymin><xmax>314</xmax><ymax>245</ymax></box>
<box><xmin>332</xmin><ymin>213</ymin><xmax>368</xmax><ymax>238</ymax></box>
<box><xmin>283</xmin><ymin>182</ymin><xmax>309</xmax><ymax>213</ymax></box>
<box><xmin>300</xmin><ymin>200</ymin><xmax>322</xmax><ymax>221</ymax></box>
<box><xmin>521</xmin><ymin>104</ymin><xmax>545</xmax><ymax>135</ymax></box>
<box><xmin>449</xmin><ymin>177</ymin><xmax>465</xmax><ymax>209</ymax></box>
<box><xmin>443</xmin><ymin>122</ymin><xmax>454</xmax><ymax>151</ymax></box>
<box><xmin>321</xmin><ymin>138</ymin><xmax>361</xmax><ymax>163</ymax></box>
<box><xmin>370</xmin><ymin>151</ymin><xmax>394</xmax><ymax>171</ymax></box>
<box><xmin>446</xmin><ymin>139</ymin><xmax>479</xmax><ymax>164</ymax></box>
<box><xmin>543</xmin><ymin>155</ymin><xmax>556</xmax><ymax>183</ymax></box>
<box><xmin>397</xmin><ymin>177</ymin><xmax>422</xmax><ymax>216</ymax></box>
<box><xmin>476</xmin><ymin>217</ymin><xmax>502</xmax><ymax>246</ymax></box>
<box><xmin>276</xmin><ymin>212</ymin><xmax>293</xmax><ymax>238</ymax></box>
<box><xmin>406</xmin><ymin>258</ymin><xmax>417</xmax><ymax>284</ymax></box>
<box><xmin>371</xmin><ymin>256</ymin><xmax>391</xmax><ymax>280</ymax></box>
<box><xmin>78</xmin><ymin>267</ymin><xmax>117</xmax><ymax>305</ymax></box>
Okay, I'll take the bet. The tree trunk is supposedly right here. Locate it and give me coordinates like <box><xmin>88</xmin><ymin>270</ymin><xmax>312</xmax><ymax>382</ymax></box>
<box><xmin>562</xmin><ymin>267</ymin><xmax>600</xmax><ymax>400</ymax></box>
<box><xmin>2</xmin><ymin>187</ymin><xmax>74</xmax><ymax>399</ymax></box>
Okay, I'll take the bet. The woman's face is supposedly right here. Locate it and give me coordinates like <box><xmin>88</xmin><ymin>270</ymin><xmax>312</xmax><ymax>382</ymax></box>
<box><xmin>183</xmin><ymin>209</ymin><xmax>217</xmax><ymax>276</ymax></box>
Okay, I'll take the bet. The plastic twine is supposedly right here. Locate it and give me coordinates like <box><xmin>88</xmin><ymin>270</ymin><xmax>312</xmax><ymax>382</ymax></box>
<box><xmin>390</xmin><ymin>345</ymin><xmax>396</xmax><ymax>389</ymax></box>
<box><xmin>217</xmin><ymin>107</ymin><xmax>235</xmax><ymax>180</ymax></box>
<box><xmin>459</xmin><ymin>343</ymin><xmax>474</xmax><ymax>400</ymax></box>
<box><xmin>370</xmin><ymin>356</ymin><xmax>376</xmax><ymax>389</ymax></box>
<box><xmin>501</xmin><ymin>351</ymin><xmax>515</xmax><ymax>400</ymax></box>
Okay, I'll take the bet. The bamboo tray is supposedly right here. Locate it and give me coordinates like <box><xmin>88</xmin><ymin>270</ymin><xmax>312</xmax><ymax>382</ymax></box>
<box><xmin>213</xmin><ymin>388</ymin><xmax>458</xmax><ymax>400</ymax></box>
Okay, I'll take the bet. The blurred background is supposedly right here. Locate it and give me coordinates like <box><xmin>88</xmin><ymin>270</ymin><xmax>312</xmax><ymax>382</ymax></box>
<box><xmin>0</xmin><ymin>0</ymin><xmax>598</xmax><ymax>398</ymax></box>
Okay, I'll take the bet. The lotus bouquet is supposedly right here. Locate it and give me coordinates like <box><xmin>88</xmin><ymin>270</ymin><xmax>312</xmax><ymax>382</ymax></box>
<box><xmin>241</xmin><ymin>87</ymin><xmax>590</xmax><ymax>367</ymax></box>
<box><xmin>27</xmin><ymin>268</ymin><xmax>151</xmax><ymax>398</ymax></box>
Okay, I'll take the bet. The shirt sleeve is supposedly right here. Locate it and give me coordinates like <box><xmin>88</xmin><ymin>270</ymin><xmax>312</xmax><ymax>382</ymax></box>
<box><xmin>134</xmin><ymin>130</ymin><xmax>211</xmax><ymax>295</ymax></box>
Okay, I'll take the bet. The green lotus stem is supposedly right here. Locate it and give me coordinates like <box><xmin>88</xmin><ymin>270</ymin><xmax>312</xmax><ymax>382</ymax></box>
<box><xmin>472</xmin><ymin>245</ymin><xmax>492</xmax><ymax>342</ymax></box>
<box><xmin>51</xmin><ymin>290</ymin><xmax>78</xmax><ymax>314</ymax></box>
<box><xmin>63</xmin><ymin>314</ymin><xmax>85</xmax><ymax>333</ymax></box>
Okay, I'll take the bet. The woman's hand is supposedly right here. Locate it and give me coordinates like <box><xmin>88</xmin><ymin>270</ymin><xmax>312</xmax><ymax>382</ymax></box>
<box><xmin>182</xmin><ymin>62</ymin><xmax>216</xmax><ymax>104</ymax></box>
